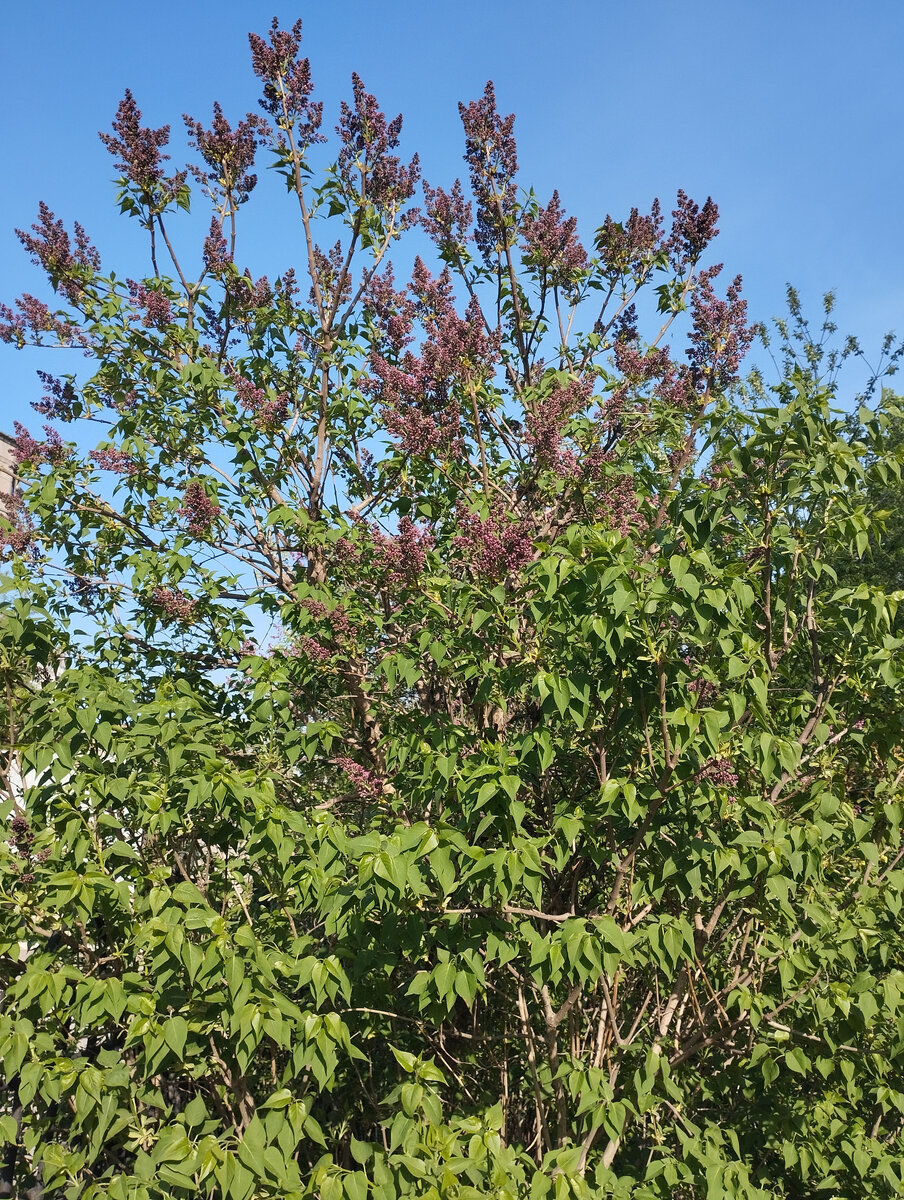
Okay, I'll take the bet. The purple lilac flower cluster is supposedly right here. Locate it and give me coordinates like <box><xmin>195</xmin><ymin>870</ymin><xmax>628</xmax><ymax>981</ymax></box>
<box><xmin>295</xmin><ymin>636</ymin><xmax>331</xmax><ymax>662</ymax></box>
<box><xmin>454</xmin><ymin>505</ymin><xmax>533</xmax><ymax>578</ymax></box>
<box><xmin>421</xmin><ymin>179</ymin><xmax>472</xmax><ymax>255</ymax></box>
<box><xmin>236</xmin><ymin>375</ymin><xmax>289</xmax><ymax>430</ymax></box>
<box><xmin>668</xmin><ymin>191</ymin><xmax>720</xmax><ymax>269</ymax></box>
<box><xmin>184</xmin><ymin>103</ymin><xmax>267</xmax><ymax>204</ymax></box>
<box><xmin>12</xmin><ymin>422</ymin><xmax>67</xmax><ymax>467</ymax></box>
<box><xmin>701</xmin><ymin>459</ymin><xmax>732</xmax><ymax>489</ymax></box>
<box><xmin>364</xmin><ymin>264</ymin><xmax>416</xmax><ymax>356</ymax></box>
<box><xmin>99</xmin><ymin>89</ymin><xmax>186</xmax><ymax>203</ymax></box>
<box><xmin>310</xmin><ymin>241</ymin><xmax>352</xmax><ymax>309</ymax></box>
<box><xmin>597</xmin><ymin>473</ymin><xmax>642</xmax><ymax>536</ymax></box>
<box><xmin>611</xmin><ymin>339</ymin><xmax>697</xmax><ymax>413</ymax></box>
<box><xmin>202</xmin><ymin>219</ymin><xmax>231</xmax><ymax>277</ymax></box>
<box><xmin>300</xmin><ymin>597</ymin><xmax>354</xmax><ymax>640</ymax></box>
<box><xmin>151</xmin><ymin>587</ymin><xmax>197</xmax><ymax>624</ymax></box>
<box><xmin>15</xmin><ymin>203</ymin><xmax>100</xmax><ymax>302</ymax></box>
<box><xmin>8</xmin><ymin>814</ymin><xmax>50</xmax><ymax>885</ymax></box>
<box><xmin>371</xmin><ymin>517</ymin><xmax>434</xmax><ymax>585</ymax></box>
<box><xmin>178</xmin><ymin>482</ymin><xmax>220</xmax><ymax>537</ymax></box>
<box><xmin>337</xmin><ymin>73</ymin><xmax>420</xmax><ymax>213</ymax></box>
<box><xmin>521</xmin><ymin>190</ymin><xmax>588</xmax><ymax>293</ymax></box>
<box><xmin>0</xmin><ymin>295</ymin><xmax>85</xmax><ymax>348</ymax></box>
<box><xmin>248</xmin><ymin>18</ymin><xmax>323</xmax><ymax>145</ymax></box>
<box><xmin>687</xmin><ymin>676</ymin><xmax>719</xmax><ymax>706</ymax></box>
<box><xmin>525</xmin><ymin>376</ymin><xmax>593</xmax><ymax>472</ymax></box>
<box><xmin>595</xmin><ymin>201</ymin><xmax>664</xmax><ymax>279</ymax></box>
<box><xmin>686</xmin><ymin>268</ymin><xmax>756</xmax><ymax>394</ymax></box>
<box><xmin>128</xmin><ymin>281</ymin><xmax>172</xmax><ymax>329</ymax></box>
<box><xmin>698</xmin><ymin>757</ymin><xmax>739</xmax><ymax>789</ymax></box>
<box><xmin>458</xmin><ymin>82</ymin><xmax>518</xmax><ymax>263</ymax></box>
<box><xmin>32</xmin><ymin>371</ymin><xmax>78</xmax><ymax>421</ymax></box>
<box><xmin>90</xmin><ymin>448</ymin><xmax>138</xmax><ymax>475</ymax></box>
<box><xmin>370</xmin><ymin>259</ymin><xmax>498</xmax><ymax>459</ymax></box>
<box><xmin>335</xmin><ymin>756</ymin><xmax>384</xmax><ymax>801</ymax></box>
<box><xmin>0</xmin><ymin>493</ymin><xmax>34</xmax><ymax>555</ymax></box>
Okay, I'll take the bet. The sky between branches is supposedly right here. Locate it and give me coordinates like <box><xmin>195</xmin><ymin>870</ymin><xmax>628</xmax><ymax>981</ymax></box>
<box><xmin>1</xmin><ymin>0</ymin><xmax>902</xmax><ymax>429</ymax></box>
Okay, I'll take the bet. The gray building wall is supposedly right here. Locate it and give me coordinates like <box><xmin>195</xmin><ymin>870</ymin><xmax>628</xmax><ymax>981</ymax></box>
<box><xmin>0</xmin><ymin>431</ymin><xmax>16</xmax><ymax>498</ymax></box>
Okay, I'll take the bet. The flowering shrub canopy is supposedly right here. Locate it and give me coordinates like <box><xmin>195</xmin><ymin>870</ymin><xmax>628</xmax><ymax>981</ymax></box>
<box><xmin>2</xmin><ymin>17</ymin><xmax>904</xmax><ymax>1200</ymax></box>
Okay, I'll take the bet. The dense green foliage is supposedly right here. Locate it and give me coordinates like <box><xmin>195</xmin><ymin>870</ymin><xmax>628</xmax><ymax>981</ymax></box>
<box><xmin>2</xmin><ymin>19</ymin><xmax>904</xmax><ymax>1200</ymax></box>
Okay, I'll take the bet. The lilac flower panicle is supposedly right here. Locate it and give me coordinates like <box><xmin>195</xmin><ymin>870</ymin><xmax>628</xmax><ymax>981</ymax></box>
<box><xmin>363</xmin><ymin>264</ymin><xmax>415</xmax><ymax>355</ymax></box>
<box><xmin>369</xmin><ymin>258</ymin><xmax>498</xmax><ymax>459</ymax></box>
<box><xmin>521</xmin><ymin>190</ymin><xmax>588</xmax><ymax>291</ymax></box>
<box><xmin>151</xmin><ymin>587</ymin><xmax>197</xmax><ymax>624</ymax></box>
<box><xmin>232</xmin><ymin>373</ymin><xmax>266</xmax><ymax>411</ymax></box>
<box><xmin>458</xmin><ymin>82</ymin><xmax>519</xmax><ymax>263</ymax></box>
<box><xmin>687</xmin><ymin>676</ymin><xmax>719</xmax><ymax>706</ymax></box>
<box><xmin>335</xmin><ymin>756</ymin><xmax>384</xmax><ymax>801</ymax></box>
<box><xmin>595</xmin><ymin>201</ymin><xmax>664</xmax><ymax>278</ymax></box>
<box><xmin>231</xmin><ymin>370</ymin><xmax>289</xmax><ymax>431</ymax></box>
<box><xmin>454</xmin><ymin>505</ymin><xmax>533</xmax><ymax>578</ymax></box>
<box><xmin>90</xmin><ymin>447</ymin><xmax>137</xmax><ymax>475</ymax></box>
<box><xmin>100</xmin><ymin>90</ymin><xmax>186</xmax><ymax>202</ymax></box>
<box><xmin>276</xmin><ymin>268</ymin><xmax>299</xmax><ymax>302</ymax></box>
<box><xmin>668</xmin><ymin>191</ymin><xmax>719</xmax><ymax>268</ymax></box>
<box><xmin>0</xmin><ymin>295</ymin><xmax>85</xmax><ymax>347</ymax></box>
<box><xmin>525</xmin><ymin>376</ymin><xmax>593</xmax><ymax>472</ymax></box>
<box><xmin>202</xmin><ymin>218</ymin><xmax>231</xmax><ymax>275</ymax></box>
<box><xmin>687</xmin><ymin>268</ymin><xmax>755</xmax><ymax>393</ymax></box>
<box><xmin>698</xmin><ymin>757</ymin><xmax>739</xmax><ymax>788</ymax></box>
<box><xmin>300</xmin><ymin>597</ymin><xmax>353</xmax><ymax>638</ymax></box>
<box><xmin>371</xmin><ymin>517</ymin><xmax>434</xmax><ymax>585</ymax></box>
<box><xmin>612</xmin><ymin>339</ymin><xmax>697</xmax><ymax>413</ymax></box>
<box><xmin>16</xmin><ymin>203</ymin><xmax>100</xmax><ymax>302</ymax></box>
<box><xmin>409</xmin><ymin>259</ymin><xmax>497</xmax><ymax>375</ymax></box>
<box><xmin>33</xmin><ymin>371</ymin><xmax>77</xmax><ymax>420</ymax></box>
<box><xmin>184</xmin><ymin>103</ymin><xmax>267</xmax><ymax>203</ymax></box>
<box><xmin>127</xmin><ymin>281</ymin><xmax>172</xmax><ymax>330</ymax></box>
<box><xmin>613</xmin><ymin>305</ymin><xmax>640</xmax><ymax>345</ymax></box>
<box><xmin>9</xmin><ymin>815</ymin><xmax>33</xmax><ymax>856</ymax></box>
<box><xmin>337</xmin><ymin>73</ymin><xmax>420</xmax><ymax>211</ymax></box>
<box><xmin>585</xmin><ymin>468</ymin><xmax>641</xmax><ymax>536</ymax></box>
<box><xmin>178</xmin><ymin>481</ymin><xmax>221</xmax><ymax>536</ymax></box>
<box><xmin>422</xmin><ymin>179</ymin><xmax>472</xmax><ymax>251</ymax></box>
<box><xmin>248</xmin><ymin>18</ymin><xmax>324</xmax><ymax>144</ymax></box>
<box><xmin>0</xmin><ymin>492</ymin><xmax>34</xmax><ymax>555</ymax></box>
<box><xmin>311</xmin><ymin>241</ymin><xmax>352</xmax><ymax>308</ymax></box>
<box><xmin>12</xmin><ymin>422</ymin><xmax>67</xmax><ymax>467</ymax></box>
<box><xmin>297</xmin><ymin>636</ymin><xmax>331</xmax><ymax>662</ymax></box>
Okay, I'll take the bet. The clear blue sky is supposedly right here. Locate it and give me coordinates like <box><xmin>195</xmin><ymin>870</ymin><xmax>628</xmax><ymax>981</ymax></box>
<box><xmin>1</xmin><ymin>0</ymin><xmax>902</xmax><ymax>429</ymax></box>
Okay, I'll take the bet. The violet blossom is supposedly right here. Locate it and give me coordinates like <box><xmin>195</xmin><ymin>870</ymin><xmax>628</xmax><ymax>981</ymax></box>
<box><xmin>521</xmin><ymin>190</ymin><xmax>588</xmax><ymax>293</ymax></box>
<box><xmin>32</xmin><ymin>371</ymin><xmax>78</xmax><ymax>421</ymax></box>
<box><xmin>668</xmin><ymin>190</ymin><xmax>720</xmax><ymax>269</ymax></box>
<box><xmin>595</xmin><ymin>201</ymin><xmax>664</xmax><ymax>279</ymax></box>
<box><xmin>12</xmin><ymin>422</ymin><xmax>67</xmax><ymax>467</ymax></box>
<box><xmin>178</xmin><ymin>481</ymin><xmax>220</xmax><ymax>537</ymax></box>
<box><xmin>151</xmin><ymin>587</ymin><xmax>198</xmax><ymax>624</ymax></box>
<box><xmin>458</xmin><ymin>82</ymin><xmax>519</xmax><ymax>263</ymax></box>
<box><xmin>99</xmin><ymin>89</ymin><xmax>186</xmax><ymax>204</ymax></box>
<box><xmin>454</xmin><ymin>504</ymin><xmax>533</xmax><ymax>578</ymax></box>
<box><xmin>15</xmin><ymin>203</ymin><xmax>100</xmax><ymax>302</ymax></box>
<box><xmin>335</xmin><ymin>756</ymin><xmax>384</xmax><ymax>801</ymax></box>
<box><xmin>686</xmin><ymin>268</ymin><xmax>756</xmax><ymax>394</ymax></box>
<box><xmin>184</xmin><ymin>102</ymin><xmax>267</xmax><ymax>204</ymax></box>
<box><xmin>371</xmin><ymin>517</ymin><xmax>434</xmax><ymax>585</ymax></box>
<box><xmin>248</xmin><ymin>17</ymin><xmax>323</xmax><ymax>145</ymax></box>
<box><xmin>337</xmin><ymin>73</ymin><xmax>420</xmax><ymax>212</ymax></box>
